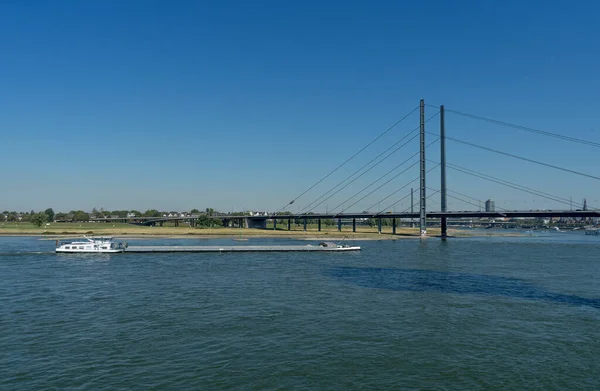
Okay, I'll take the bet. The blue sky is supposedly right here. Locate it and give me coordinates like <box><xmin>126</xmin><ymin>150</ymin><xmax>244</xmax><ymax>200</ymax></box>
<box><xmin>1</xmin><ymin>0</ymin><xmax>599</xmax><ymax>213</ymax></box>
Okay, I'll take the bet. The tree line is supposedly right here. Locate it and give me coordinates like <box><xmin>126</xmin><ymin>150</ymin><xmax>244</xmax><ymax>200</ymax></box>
<box><xmin>2</xmin><ymin>207</ymin><xmax>252</xmax><ymax>228</ymax></box>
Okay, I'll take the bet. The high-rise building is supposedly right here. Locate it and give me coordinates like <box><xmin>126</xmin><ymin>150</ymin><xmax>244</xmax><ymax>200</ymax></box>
<box><xmin>485</xmin><ymin>199</ymin><xmax>495</xmax><ymax>212</ymax></box>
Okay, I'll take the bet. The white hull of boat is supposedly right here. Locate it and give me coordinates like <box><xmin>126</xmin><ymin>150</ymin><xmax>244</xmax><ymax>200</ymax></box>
<box><xmin>55</xmin><ymin>236</ymin><xmax>126</xmax><ymax>254</ymax></box>
<box><xmin>56</xmin><ymin>248</ymin><xmax>124</xmax><ymax>253</ymax></box>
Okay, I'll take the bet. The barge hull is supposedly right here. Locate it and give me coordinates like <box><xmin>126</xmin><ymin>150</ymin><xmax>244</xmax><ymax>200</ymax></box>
<box><xmin>125</xmin><ymin>245</ymin><xmax>360</xmax><ymax>253</ymax></box>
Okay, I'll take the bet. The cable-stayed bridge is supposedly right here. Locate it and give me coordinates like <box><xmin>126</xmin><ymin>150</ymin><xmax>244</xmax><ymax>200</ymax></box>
<box><xmin>243</xmin><ymin>99</ymin><xmax>600</xmax><ymax>237</ymax></box>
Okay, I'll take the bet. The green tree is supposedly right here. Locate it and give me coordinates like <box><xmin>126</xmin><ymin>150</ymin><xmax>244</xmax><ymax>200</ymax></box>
<box><xmin>31</xmin><ymin>212</ymin><xmax>47</xmax><ymax>227</ymax></box>
<box><xmin>71</xmin><ymin>210</ymin><xmax>90</xmax><ymax>222</ymax></box>
<box><xmin>143</xmin><ymin>209</ymin><xmax>162</xmax><ymax>217</ymax></box>
<box><xmin>44</xmin><ymin>208</ymin><xmax>55</xmax><ymax>222</ymax></box>
<box><xmin>190</xmin><ymin>208</ymin><xmax>200</xmax><ymax>214</ymax></box>
<box><xmin>196</xmin><ymin>214</ymin><xmax>222</xmax><ymax>227</ymax></box>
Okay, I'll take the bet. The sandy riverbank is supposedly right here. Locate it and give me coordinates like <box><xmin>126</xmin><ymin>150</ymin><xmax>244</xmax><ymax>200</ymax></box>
<box><xmin>0</xmin><ymin>225</ymin><xmax>525</xmax><ymax>240</ymax></box>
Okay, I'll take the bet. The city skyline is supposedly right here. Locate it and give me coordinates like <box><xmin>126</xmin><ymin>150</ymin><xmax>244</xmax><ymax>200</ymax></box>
<box><xmin>2</xmin><ymin>1</ymin><xmax>599</xmax><ymax>212</ymax></box>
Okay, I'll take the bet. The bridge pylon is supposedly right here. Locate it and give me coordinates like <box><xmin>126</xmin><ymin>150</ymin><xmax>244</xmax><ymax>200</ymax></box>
<box><xmin>440</xmin><ymin>104</ymin><xmax>447</xmax><ymax>239</ymax></box>
<box><xmin>419</xmin><ymin>99</ymin><xmax>427</xmax><ymax>237</ymax></box>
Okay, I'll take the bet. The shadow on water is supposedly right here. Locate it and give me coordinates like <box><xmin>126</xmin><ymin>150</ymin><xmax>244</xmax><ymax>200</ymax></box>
<box><xmin>329</xmin><ymin>267</ymin><xmax>600</xmax><ymax>309</ymax></box>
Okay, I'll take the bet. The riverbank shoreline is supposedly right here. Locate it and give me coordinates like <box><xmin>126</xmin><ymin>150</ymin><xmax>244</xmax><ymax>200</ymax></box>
<box><xmin>0</xmin><ymin>227</ymin><xmax>526</xmax><ymax>240</ymax></box>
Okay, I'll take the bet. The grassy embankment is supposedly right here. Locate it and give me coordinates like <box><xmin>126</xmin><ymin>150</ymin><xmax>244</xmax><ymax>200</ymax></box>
<box><xmin>0</xmin><ymin>221</ymin><xmax>457</xmax><ymax>238</ymax></box>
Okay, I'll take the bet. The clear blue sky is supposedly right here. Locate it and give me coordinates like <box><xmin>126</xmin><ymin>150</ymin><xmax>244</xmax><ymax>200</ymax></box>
<box><xmin>1</xmin><ymin>0</ymin><xmax>599</xmax><ymax>213</ymax></box>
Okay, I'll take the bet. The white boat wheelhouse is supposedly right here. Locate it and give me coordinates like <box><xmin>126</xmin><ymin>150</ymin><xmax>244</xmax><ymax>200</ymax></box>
<box><xmin>55</xmin><ymin>236</ymin><xmax>126</xmax><ymax>253</ymax></box>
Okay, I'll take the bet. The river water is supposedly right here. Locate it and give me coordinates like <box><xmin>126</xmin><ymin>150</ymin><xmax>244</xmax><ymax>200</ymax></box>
<box><xmin>1</xmin><ymin>233</ymin><xmax>599</xmax><ymax>390</ymax></box>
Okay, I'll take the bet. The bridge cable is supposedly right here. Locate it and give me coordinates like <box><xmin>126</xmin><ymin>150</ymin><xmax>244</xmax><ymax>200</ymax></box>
<box><xmin>446</xmin><ymin>188</ymin><xmax>509</xmax><ymax>212</ymax></box>
<box><xmin>444</xmin><ymin>162</ymin><xmax>589</xmax><ymax>208</ymax></box>
<box><xmin>429</xmin><ymin>158</ymin><xmax>577</xmax><ymax>206</ymax></box>
<box><xmin>445</xmin><ymin>188</ymin><xmax>485</xmax><ymax>207</ymax></box>
<box><xmin>443</xmin><ymin>162</ymin><xmax>583</xmax><ymax>208</ymax></box>
<box><xmin>422</xmin><ymin>186</ymin><xmax>486</xmax><ymax>211</ymax></box>
<box><xmin>272</xmin><ymin>106</ymin><xmax>419</xmax><ymax>215</ymax></box>
<box><xmin>441</xmin><ymin>162</ymin><xmax>594</xmax><ymax>210</ymax></box>
<box><xmin>397</xmin><ymin>185</ymin><xmax>441</xmax><ymax>213</ymax></box>
<box><xmin>427</xmin><ymin>132</ymin><xmax>600</xmax><ymax>181</ymax></box>
<box><xmin>332</xmin><ymin>139</ymin><xmax>440</xmax><ymax>215</ymax></box>
<box><xmin>445</xmin><ymin>193</ymin><xmax>486</xmax><ymax>210</ymax></box>
<box><xmin>299</xmin><ymin>130</ymin><xmax>419</xmax><ymax>214</ymax></box>
<box><xmin>373</xmin><ymin>163</ymin><xmax>441</xmax><ymax>214</ymax></box>
<box><xmin>370</xmin><ymin>174</ymin><xmax>423</xmax><ymax>215</ymax></box>
<box><xmin>444</xmin><ymin>194</ymin><xmax>520</xmax><ymax>214</ymax></box>
<box><xmin>383</xmin><ymin>191</ymin><xmax>413</xmax><ymax>214</ymax></box>
<box><xmin>425</xmin><ymin>104</ymin><xmax>600</xmax><ymax>148</ymax></box>
<box><xmin>300</xmin><ymin>111</ymin><xmax>441</xmax><ymax>215</ymax></box>
<box><xmin>423</xmin><ymin>168</ymin><xmax>512</xmax><ymax>212</ymax></box>
<box><xmin>331</xmin><ymin>161</ymin><xmax>420</xmax><ymax>216</ymax></box>
<box><xmin>450</xmin><ymin>164</ymin><xmax>598</xmax><ymax>211</ymax></box>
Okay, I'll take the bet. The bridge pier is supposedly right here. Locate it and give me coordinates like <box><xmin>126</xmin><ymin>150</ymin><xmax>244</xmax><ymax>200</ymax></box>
<box><xmin>273</xmin><ymin>219</ymin><xmax>277</xmax><ymax>230</ymax></box>
<box><xmin>352</xmin><ymin>218</ymin><xmax>356</xmax><ymax>232</ymax></box>
<box><xmin>303</xmin><ymin>217</ymin><xmax>307</xmax><ymax>231</ymax></box>
<box><xmin>287</xmin><ymin>219</ymin><xmax>291</xmax><ymax>231</ymax></box>
<box><xmin>392</xmin><ymin>218</ymin><xmax>396</xmax><ymax>234</ymax></box>
<box><xmin>378</xmin><ymin>218</ymin><xmax>382</xmax><ymax>234</ymax></box>
<box><xmin>338</xmin><ymin>218</ymin><xmax>342</xmax><ymax>232</ymax></box>
<box><xmin>175</xmin><ymin>220</ymin><xmax>179</xmax><ymax>227</ymax></box>
<box><xmin>318</xmin><ymin>219</ymin><xmax>321</xmax><ymax>232</ymax></box>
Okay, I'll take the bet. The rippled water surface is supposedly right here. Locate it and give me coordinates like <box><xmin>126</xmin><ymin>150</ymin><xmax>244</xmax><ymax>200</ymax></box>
<box><xmin>2</xmin><ymin>234</ymin><xmax>600</xmax><ymax>390</ymax></box>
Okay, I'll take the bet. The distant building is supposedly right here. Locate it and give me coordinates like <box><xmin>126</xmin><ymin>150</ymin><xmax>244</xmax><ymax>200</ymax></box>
<box><xmin>485</xmin><ymin>199</ymin><xmax>495</xmax><ymax>212</ymax></box>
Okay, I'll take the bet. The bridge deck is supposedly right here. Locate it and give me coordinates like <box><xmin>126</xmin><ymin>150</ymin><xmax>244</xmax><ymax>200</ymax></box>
<box><xmin>125</xmin><ymin>245</ymin><xmax>360</xmax><ymax>253</ymax></box>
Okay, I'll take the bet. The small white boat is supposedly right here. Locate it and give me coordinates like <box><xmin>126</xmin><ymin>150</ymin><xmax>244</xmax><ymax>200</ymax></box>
<box><xmin>317</xmin><ymin>241</ymin><xmax>360</xmax><ymax>250</ymax></box>
<box><xmin>55</xmin><ymin>236</ymin><xmax>126</xmax><ymax>253</ymax></box>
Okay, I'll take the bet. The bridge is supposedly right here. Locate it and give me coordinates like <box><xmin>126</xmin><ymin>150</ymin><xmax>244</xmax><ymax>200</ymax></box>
<box><xmin>91</xmin><ymin>209</ymin><xmax>600</xmax><ymax>232</ymax></box>
<box><xmin>238</xmin><ymin>100</ymin><xmax>599</xmax><ymax>236</ymax></box>
<box><xmin>92</xmin><ymin>100</ymin><xmax>600</xmax><ymax>237</ymax></box>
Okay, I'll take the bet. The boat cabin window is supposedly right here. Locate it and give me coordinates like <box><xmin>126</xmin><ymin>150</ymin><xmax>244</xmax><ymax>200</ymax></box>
<box><xmin>64</xmin><ymin>246</ymin><xmax>70</xmax><ymax>249</ymax></box>
<box><xmin>79</xmin><ymin>246</ymin><xmax>84</xmax><ymax>249</ymax></box>
<box><xmin>101</xmin><ymin>246</ymin><xmax>107</xmax><ymax>249</ymax></box>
